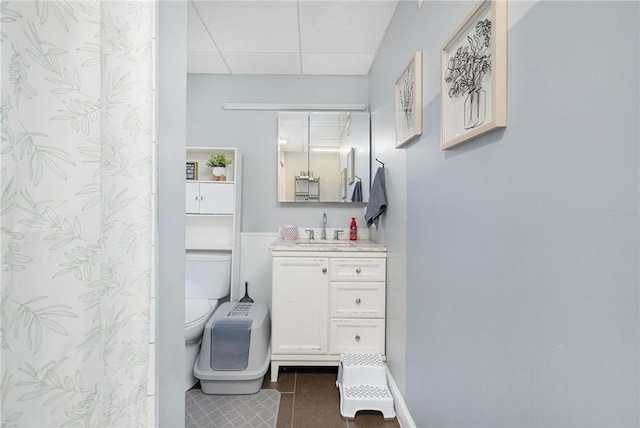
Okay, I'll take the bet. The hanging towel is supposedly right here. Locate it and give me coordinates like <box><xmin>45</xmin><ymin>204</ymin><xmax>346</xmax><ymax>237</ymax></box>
<box><xmin>365</xmin><ymin>167</ymin><xmax>387</xmax><ymax>229</ymax></box>
<box><xmin>350</xmin><ymin>180</ymin><xmax>363</xmax><ymax>202</ymax></box>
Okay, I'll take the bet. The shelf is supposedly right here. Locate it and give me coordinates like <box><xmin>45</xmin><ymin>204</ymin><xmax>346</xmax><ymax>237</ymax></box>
<box><xmin>294</xmin><ymin>175</ymin><xmax>320</xmax><ymax>200</ymax></box>
<box><xmin>295</xmin><ymin>176</ymin><xmax>320</xmax><ymax>182</ymax></box>
<box><xmin>186</xmin><ymin>214</ymin><xmax>234</xmax><ymax>217</ymax></box>
<box><xmin>186</xmin><ymin>180</ymin><xmax>235</xmax><ymax>184</ymax></box>
<box><xmin>186</xmin><ymin>147</ymin><xmax>237</xmax><ymax>182</ymax></box>
<box><xmin>186</xmin><ymin>245</ymin><xmax>233</xmax><ymax>251</ymax></box>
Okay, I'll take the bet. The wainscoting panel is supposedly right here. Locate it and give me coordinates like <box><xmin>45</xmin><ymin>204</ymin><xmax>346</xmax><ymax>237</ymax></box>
<box><xmin>237</xmin><ymin>233</ymin><xmax>279</xmax><ymax>310</ymax></box>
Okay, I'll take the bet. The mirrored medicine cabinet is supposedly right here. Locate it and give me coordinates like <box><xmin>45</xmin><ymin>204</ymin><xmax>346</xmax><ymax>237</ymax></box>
<box><xmin>277</xmin><ymin>111</ymin><xmax>370</xmax><ymax>203</ymax></box>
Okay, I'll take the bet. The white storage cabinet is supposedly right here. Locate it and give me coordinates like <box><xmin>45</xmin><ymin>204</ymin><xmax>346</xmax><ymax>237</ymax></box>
<box><xmin>186</xmin><ymin>181</ymin><xmax>234</xmax><ymax>214</ymax></box>
<box><xmin>185</xmin><ymin>147</ymin><xmax>242</xmax><ymax>300</ymax></box>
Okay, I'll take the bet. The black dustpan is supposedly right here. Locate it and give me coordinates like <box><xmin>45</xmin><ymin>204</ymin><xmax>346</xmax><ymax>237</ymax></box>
<box><xmin>239</xmin><ymin>281</ymin><xmax>254</xmax><ymax>303</ymax></box>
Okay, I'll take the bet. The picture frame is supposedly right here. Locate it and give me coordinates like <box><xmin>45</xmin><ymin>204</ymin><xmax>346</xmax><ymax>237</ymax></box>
<box><xmin>441</xmin><ymin>0</ymin><xmax>507</xmax><ymax>150</ymax></box>
<box><xmin>346</xmin><ymin>147</ymin><xmax>355</xmax><ymax>184</ymax></box>
<box><xmin>395</xmin><ymin>51</ymin><xmax>422</xmax><ymax>148</ymax></box>
<box><xmin>186</xmin><ymin>161</ymin><xmax>198</xmax><ymax>180</ymax></box>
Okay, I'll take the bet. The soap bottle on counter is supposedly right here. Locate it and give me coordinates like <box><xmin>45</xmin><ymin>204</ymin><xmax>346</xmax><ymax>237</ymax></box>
<box><xmin>349</xmin><ymin>217</ymin><xmax>358</xmax><ymax>241</ymax></box>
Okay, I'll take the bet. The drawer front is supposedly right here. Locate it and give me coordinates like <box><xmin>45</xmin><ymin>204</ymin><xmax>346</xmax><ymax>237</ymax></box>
<box><xmin>329</xmin><ymin>319</ymin><xmax>385</xmax><ymax>355</ymax></box>
<box><xmin>330</xmin><ymin>258</ymin><xmax>386</xmax><ymax>282</ymax></box>
<box><xmin>330</xmin><ymin>282</ymin><xmax>385</xmax><ymax>318</ymax></box>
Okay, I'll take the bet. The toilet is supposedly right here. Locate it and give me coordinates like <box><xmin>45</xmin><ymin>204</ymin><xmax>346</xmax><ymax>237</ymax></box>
<box><xmin>184</xmin><ymin>250</ymin><xmax>231</xmax><ymax>391</ymax></box>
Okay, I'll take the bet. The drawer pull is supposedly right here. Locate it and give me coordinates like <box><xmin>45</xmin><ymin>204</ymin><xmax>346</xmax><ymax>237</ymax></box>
<box><xmin>356</xmin><ymin>268</ymin><xmax>362</xmax><ymax>274</ymax></box>
<box><xmin>322</xmin><ymin>267</ymin><xmax>327</xmax><ymax>273</ymax></box>
<box><xmin>355</xmin><ymin>298</ymin><xmax>361</xmax><ymax>305</ymax></box>
<box><xmin>355</xmin><ymin>335</ymin><xmax>361</xmax><ymax>342</ymax></box>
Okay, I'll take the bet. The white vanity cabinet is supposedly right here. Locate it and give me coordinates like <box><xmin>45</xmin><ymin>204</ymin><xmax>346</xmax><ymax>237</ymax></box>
<box><xmin>270</xmin><ymin>243</ymin><xmax>387</xmax><ymax>382</ymax></box>
<box><xmin>185</xmin><ymin>181</ymin><xmax>234</xmax><ymax>214</ymax></box>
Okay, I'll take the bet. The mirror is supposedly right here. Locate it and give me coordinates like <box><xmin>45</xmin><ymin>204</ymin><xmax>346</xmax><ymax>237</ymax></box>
<box><xmin>278</xmin><ymin>112</ymin><xmax>370</xmax><ymax>203</ymax></box>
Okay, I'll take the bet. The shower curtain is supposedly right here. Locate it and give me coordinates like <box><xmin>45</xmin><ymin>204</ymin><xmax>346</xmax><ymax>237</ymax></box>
<box><xmin>1</xmin><ymin>1</ymin><xmax>155</xmax><ymax>426</ymax></box>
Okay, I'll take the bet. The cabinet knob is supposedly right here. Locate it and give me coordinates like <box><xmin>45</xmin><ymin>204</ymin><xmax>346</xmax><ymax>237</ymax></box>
<box><xmin>355</xmin><ymin>298</ymin><xmax>361</xmax><ymax>305</ymax></box>
<box><xmin>355</xmin><ymin>268</ymin><xmax>361</xmax><ymax>274</ymax></box>
<box><xmin>355</xmin><ymin>335</ymin><xmax>361</xmax><ymax>342</ymax></box>
<box><xmin>322</xmin><ymin>267</ymin><xmax>327</xmax><ymax>273</ymax></box>
<box><xmin>194</xmin><ymin>196</ymin><xmax>198</xmax><ymax>200</ymax></box>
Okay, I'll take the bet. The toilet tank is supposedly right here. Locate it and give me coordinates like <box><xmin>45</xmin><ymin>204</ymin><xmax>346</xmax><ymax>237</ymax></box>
<box><xmin>185</xmin><ymin>251</ymin><xmax>231</xmax><ymax>299</ymax></box>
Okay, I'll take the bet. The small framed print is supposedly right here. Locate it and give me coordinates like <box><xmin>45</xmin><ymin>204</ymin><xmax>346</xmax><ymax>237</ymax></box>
<box><xmin>395</xmin><ymin>51</ymin><xmax>423</xmax><ymax>148</ymax></box>
<box><xmin>186</xmin><ymin>161</ymin><xmax>198</xmax><ymax>180</ymax></box>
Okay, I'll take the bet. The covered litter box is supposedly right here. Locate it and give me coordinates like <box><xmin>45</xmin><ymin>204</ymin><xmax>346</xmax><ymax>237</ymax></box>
<box><xmin>194</xmin><ymin>302</ymin><xmax>271</xmax><ymax>394</ymax></box>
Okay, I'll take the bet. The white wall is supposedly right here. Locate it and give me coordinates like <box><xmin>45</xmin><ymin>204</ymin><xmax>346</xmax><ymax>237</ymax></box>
<box><xmin>369</xmin><ymin>1</ymin><xmax>639</xmax><ymax>426</ymax></box>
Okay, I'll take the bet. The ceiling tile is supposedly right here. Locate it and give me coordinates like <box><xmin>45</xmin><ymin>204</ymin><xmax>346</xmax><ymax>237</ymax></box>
<box><xmin>187</xmin><ymin>0</ymin><xmax>399</xmax><ymax>76</ymax></box>
<box><xmin>302</xmin><ymin>53</ymin><xmax>375</xmax><ymax>76</ymax></box>
<box><xmin>193</xmin><ymin>1</ymin><xmax>300</xmax><ymax>53</ymax></box>
<box><xmin>299</xmin><ymin>1</ymin><xmax>398</xmax><ymax>53</ymax></box>
<box><xmin>225</xmin><ymin>53</ymin><xmax>301</xmax><ymax>74</ymax></box>
<box><xmin>188</xmin><ymin>2</ymin><xmax>218</xmax><ymax>52</ymax></box>
<box><xmin>188</xmin><ymin>52</ymin><xmax>230</xmax><ymax>74</ymax></box>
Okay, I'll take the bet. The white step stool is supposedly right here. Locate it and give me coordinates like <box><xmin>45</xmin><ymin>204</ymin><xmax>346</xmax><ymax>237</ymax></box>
<box><xmin>336</xmin><ymin>353</ymin><xmax>395</xmax><ymax>420</ymax></box>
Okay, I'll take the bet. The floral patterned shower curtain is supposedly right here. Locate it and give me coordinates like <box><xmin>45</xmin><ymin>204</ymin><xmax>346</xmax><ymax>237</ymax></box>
<box><xmin>1</xmin><ymin>1</ymin><xmax>155</xmax><ymax>426</ymax></box>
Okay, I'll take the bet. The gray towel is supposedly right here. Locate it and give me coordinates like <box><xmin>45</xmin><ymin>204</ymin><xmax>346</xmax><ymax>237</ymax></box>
<box><xmin>365</xmin><ymin>167</ymin><xmax>387</xmax><ymax>229</ymax></box>
<box><xmin>350</xmin><ymin>180</ymin><xmax>363</xmax><ymax>202</ymax></box>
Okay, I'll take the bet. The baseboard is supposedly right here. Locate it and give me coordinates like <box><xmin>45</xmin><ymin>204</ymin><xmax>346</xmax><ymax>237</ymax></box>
<box><xmin>386</xmin><ymin>367</ymin><xmax>416</xmax><ymax>428</ymax></box>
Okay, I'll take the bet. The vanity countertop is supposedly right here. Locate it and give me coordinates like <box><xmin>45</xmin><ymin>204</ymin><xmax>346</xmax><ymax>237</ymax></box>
<box><xmin>270</xmin><ymin>238</ymin><xmax>386</xmax><ymax>252</ymax></box>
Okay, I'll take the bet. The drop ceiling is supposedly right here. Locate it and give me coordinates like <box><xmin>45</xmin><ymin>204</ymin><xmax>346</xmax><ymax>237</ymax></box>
<box><xmin>187</xmin><ymin>0</ymin><xmax>399</xmax><ymax>75</ymax></box>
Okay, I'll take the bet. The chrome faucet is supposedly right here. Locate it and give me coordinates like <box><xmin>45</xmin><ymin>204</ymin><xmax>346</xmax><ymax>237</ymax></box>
<box><xmin>321</xmin><ymin>212</ymin><xmax>327</xmax><ymax>240</ymax></box>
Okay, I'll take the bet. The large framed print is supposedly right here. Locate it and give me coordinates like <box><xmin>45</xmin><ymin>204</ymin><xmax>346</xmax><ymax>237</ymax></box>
<box><xmin>441</xmin><ymin>0</ymin><xmax>507</xmax><ymax>150</ymax></box>
<box><xmin>395</xmin><ymin>51</ymin><xmax>422</xmax><ymax>148</ymax></box>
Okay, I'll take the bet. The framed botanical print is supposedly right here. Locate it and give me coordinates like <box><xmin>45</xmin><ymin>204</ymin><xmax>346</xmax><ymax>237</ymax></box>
<box><xmin>395</xmin><ymin>51</ymin><xmax>423</xmax><ymax>148</ymax></box>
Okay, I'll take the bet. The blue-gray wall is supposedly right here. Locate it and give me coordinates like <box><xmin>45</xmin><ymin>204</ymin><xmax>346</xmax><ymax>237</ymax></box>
<box><xmin>369</xmin><ymin>1</ymin><xmax>639</xmax><ymax>426</ymax></box>
<box><xmin>188</xmin><ymin>75</ymin><xmax>370</xmax><ymax>232</ymax></box>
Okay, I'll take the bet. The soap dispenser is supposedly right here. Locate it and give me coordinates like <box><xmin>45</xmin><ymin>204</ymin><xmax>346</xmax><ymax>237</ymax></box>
<box><xmin>349</xmin><ymin>217</ymin><xmax>358</xmax><ymax>241</ymax></box>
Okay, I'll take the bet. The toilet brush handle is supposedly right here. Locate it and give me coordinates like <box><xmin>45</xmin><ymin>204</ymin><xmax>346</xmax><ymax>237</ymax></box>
<box><xmin>240</xmin><ymin>281</ymin><xmax>254</xmax><ymax>303</ymax></box>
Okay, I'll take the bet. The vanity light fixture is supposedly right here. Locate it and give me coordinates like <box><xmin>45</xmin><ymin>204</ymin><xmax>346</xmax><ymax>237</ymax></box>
<box><xmin>222</xmin><ymin>103</ymin><xmax>367</xmax><ymax>112</ymax></box>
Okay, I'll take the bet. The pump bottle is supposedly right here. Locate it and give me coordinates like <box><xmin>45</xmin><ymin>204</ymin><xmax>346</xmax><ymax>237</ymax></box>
<box><xmin>349</xmin><ymin>217</ymin><xmax>358</xmax><ymax>241</ymax></box>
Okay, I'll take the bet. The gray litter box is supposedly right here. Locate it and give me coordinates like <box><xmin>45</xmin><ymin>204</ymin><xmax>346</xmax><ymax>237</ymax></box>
<box><xmin>194</xmin><ymin>302</ymin><xmax>271</xmax><ymax>394</ymax></box>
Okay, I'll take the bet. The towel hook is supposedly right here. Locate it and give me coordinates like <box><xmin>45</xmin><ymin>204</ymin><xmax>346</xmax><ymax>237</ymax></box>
<box><xmin>375</xmin><ymin>158</ymin><xmax>385</xmax><ymax>168</ymax></box>
<box><xmin>354</xmin><ymin>174</ymin><xmax>362</xmax><ymax>181</ymax></box>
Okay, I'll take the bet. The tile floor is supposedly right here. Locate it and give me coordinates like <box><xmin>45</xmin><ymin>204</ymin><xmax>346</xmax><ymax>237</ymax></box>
<box><xmin>261</xmin><ymin>366</ymin><xmax>401</xmax><ymax>428</ymax></box>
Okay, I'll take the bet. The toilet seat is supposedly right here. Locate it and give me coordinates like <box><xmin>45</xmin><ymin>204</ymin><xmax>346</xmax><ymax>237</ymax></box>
<box><xmin>185</xmin><ymin>299</ymin><xmax>213</xmax><ymax>328</ymax></box>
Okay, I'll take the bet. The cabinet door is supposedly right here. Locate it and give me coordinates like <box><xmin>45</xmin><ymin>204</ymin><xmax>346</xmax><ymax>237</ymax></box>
<box><xmin>185</xmin><ymin>182</ymin><xmax>200</xmax><ymax>214</ymax></box>
<box><xmin>272</xmin><ymin>257</ymin><xmax>328</xmax><ymax>354</ymax></box>
<box><xmin>199</xmin><ymin>182</ymin><xmax>234</xmax><ymax>214</ymax></box>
